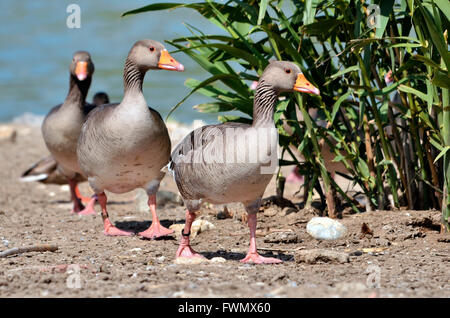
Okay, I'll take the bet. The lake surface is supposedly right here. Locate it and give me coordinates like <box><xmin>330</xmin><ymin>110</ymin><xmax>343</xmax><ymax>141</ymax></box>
<box><xmin>0</xmin><ymin>0</ymin><xmax>223</xmax><ymax>124</ymax></box>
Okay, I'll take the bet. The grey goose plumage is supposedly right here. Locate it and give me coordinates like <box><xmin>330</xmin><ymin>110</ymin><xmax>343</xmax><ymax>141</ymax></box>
<box><xmin>76</xmin><ymin>39</ymin><xmax>184</xmax><ymax>237</ymax></box>
<box><xmin>41</xmin><ymin>51</ymin><xmax>96</xmax><ymax>214</ymax></box>
<box><xmin>22</xmin><ymin>92</ymin><xmax>110</xmax><ymax>186</ymax></box>
<box><xmin>170</xmin><ymin>61</ymin><xmax>320</xmax><ymax>264</ymax></box>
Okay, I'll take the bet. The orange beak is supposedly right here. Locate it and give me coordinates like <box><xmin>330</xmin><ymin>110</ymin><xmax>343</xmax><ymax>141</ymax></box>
<box><xmin>294</xmin><ymin>73</ymin><xmax>320</xmax><ymax>95</ymax></box>
<box><xmin>158</xmin><ymin>50</ymin><xmax>184</xmax><ymax>72</ymax></box>
<box><xmin>75</xmin><ymin>61</ymin><xmax>88</xmax><ymax>81</ymax></box>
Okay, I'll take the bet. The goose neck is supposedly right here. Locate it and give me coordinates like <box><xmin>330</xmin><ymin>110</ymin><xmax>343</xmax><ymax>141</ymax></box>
<box><xmin>64</xmin><ymin>74</ymin><xmax>91</xmax><ymax>107</ymax></box>
<box><xmin>252</xmin><ymin>80</ymin><xmax>278</xmax><ymax>127</ymax></box>
<box><xmin>123</xmin><ymin>58</ymin><xmax>145</xmax><ymax>98</ymax></box>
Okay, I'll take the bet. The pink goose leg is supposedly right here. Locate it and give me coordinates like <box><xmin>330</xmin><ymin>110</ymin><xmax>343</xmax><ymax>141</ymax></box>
<box><xmin>68</xmin><ymin>179</ymin><xmax>85</xmax><ymax>214</ymax></box>
<box><xmin>74</xmin><ymin>185</ymin><xmax>94</xmax><ymax>205</ymax></box>
<box><xmin>77</xmin><ymin>195</ymin><xmax>97</xmax><ymax>215</ymax></box>
<box><xmin>240</xmin><ymin>213</ymin><xmax>282</xmax><ymax>264</ymax></box>
<box><xmin>98</xmin><ymin>192</ymin><xmax>133</xmax><ymax>236</ymax></box>
<box><xmin>138</xmin><ymin>194</ymin><xmax>174</xmax><ymax>239</ymax></box>
<box><xmin>175</xmin><ymin>210</ymin><xmax>205</xmax><ymax>259</ymax></box>
<box><xmin>69</xmin><ymin>179</ymin><xmax>96</xmax><ymax>215</ymax></box>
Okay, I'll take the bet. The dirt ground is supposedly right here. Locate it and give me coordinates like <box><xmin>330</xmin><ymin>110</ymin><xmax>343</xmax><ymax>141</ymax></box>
<box><xmin>0</xmin><ymin>124</ymin><xmax>449</xmax><ymax>298</ymax></box>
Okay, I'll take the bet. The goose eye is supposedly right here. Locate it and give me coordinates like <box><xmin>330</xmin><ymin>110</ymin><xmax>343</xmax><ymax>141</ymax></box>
<box><xmin>149</xmin><ymin>47</ymin><xmax>155</xmax><ymax>52</ymax></box>
<box><xmin>285</xmin><ymin>68</ymin><xmax>291</xmax><ymax>74</ymax></box>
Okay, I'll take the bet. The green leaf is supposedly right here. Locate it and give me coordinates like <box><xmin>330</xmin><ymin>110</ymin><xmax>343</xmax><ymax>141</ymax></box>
<box><xmin>176</xmin><ymin>43</ymin><xmax>260</xmax><ymax>67</ymax></box>
<box><xmin>331</xmin><ymin>91</ymin><xmax>351</xmax><ymax>124</ymax></box>
<box><xmin>166</xmin><ymin>73</ymin><xmax>239</xmax><ymax>120</ymax></box>
<box><xmin>434</xmin><ymin>0</ymin><xmax>450</xmax><ymax>21</ymax></box>
<box><xmin>434</xmin><ymin>146</ymin><xmax>450</xmax><ymax>164</ymax></box>
<box><xmin>398</xmin><ymin>84</ymin><xmax>429</xmax><ymax>102</ymax></box>
<box><xmin>330</xmin><ymin>65</ymin><xmax>359</xmax><ymax>79</ymax></box>
<box><xmin>432</xmin><ymin>70</ymin><xmax>450</xmax><ymax>90</ymax></box>
<box><xmin>257</xmin><ymin>0</ymin><xmax>268</xmax><ymax>25</ymax></box>
<box><xmin>218</xmin><ymin>115</ymin><xmax>252</xmax><ymax>124</ymax></box>
<box><xmin>194</xmin><ymin>102</ymin><xmax>236</xmax><ymax>113</ymax></box>
<box><xmin>303</xmin><ymin>0</ymin><xmax>319</xmax><ymax>25</ymax></box>
<box><xmin>417</xmin><ymin>2</ymin><xmax>450</xmax><ymax>70</ymax></box>
<box><xmin>375</xmin><ymin>0</ymin><xmax>395</xmax><ymax>38</ymax></box>
<box><xmin>412</xmin><ymin>54</ymin><xmax>442</xmax><ymax>70</ymax></box>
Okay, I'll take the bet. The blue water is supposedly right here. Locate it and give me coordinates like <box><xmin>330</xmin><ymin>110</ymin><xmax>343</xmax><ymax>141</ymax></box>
<box><xmin>0</xmin><ymin>0</ymin><xmax>223</xmax><ymax>124</ymax></box>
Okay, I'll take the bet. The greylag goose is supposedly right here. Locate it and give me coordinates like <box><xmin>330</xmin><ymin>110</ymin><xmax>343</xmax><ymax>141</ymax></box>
<box><xmin>41</xmin><ymin>51</ymin><xmax>97</xmax><ymax>214</ymax></box>
<box><xmin>77</xmin><ymin>39</ymin><xmax>184</xmax><ymax>237</ymax></box>
<box><xmin>21</xmin><ymin>92</ymin><xmax>110</xmax><ymax>194</ymax></box>
<box><xmin>170</xmin><ymin>61</ymin><xmax>320</xmax><ymax>264</ymax></box>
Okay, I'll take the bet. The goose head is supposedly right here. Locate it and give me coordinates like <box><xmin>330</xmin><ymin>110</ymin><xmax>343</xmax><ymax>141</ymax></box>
<box><xmin>127</xmin><ymin>39</ymin><xmax>184</xmax><ymax>72</ymax></box>
<box><xmin>261</xmin><ymin>61</ymin><xmax>320</xmax><ymax>95</ymax></box>
<box><xmin>70</xmin><ymin>51</ymin><xmax>95</xmax><ymax>82</ymax></box>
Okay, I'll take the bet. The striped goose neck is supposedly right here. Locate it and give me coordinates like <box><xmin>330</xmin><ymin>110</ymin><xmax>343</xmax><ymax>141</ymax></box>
<box><xmin>123</xmin><ymin>58</ymin><xmax>145</xmax><ymax>96</ymax></box>
<box><xmin>252</xmin><ymin>80</ymin><xmax>278</xmax><ymax>127</ymax></box>
<box><xmin>64</xmin><ymin>74</ymin><xmax>91</xmax><ymax>107</ymax></box>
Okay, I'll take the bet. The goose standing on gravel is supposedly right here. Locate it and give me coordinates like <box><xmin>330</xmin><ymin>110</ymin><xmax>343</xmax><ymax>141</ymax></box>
<box><xmin>170</xmin><ymin>61</ymin><xmax>320</xmax><ymax>264</ymax></box>
<box><xmin>41</xmin><ymin>51</ymin><xmax>97</xmax><ymax>215</ymax></box>
<box><xmin>22</xmin><ymin>92</ymin><xmax>110</xmax><ymax>202</ymax></box>
<box><xmin>77</xmin><ymin>39</ymin><xmax>184</xmax><ymax>237</ymax></box>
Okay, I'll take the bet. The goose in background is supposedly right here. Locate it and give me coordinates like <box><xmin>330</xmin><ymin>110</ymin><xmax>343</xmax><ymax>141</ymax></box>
<box><xmin>41</xmin><ymin>51</ymin><xmax>98</xmax><ymax>215</ymax></box>
<box><xmin>170</xmin><ymin>61</ymin><xmax>320</xmax><ymax>264</ymax></box>
<box><xmin>77</xmin><ymin>39</ymin><xmax>184</xmax><ymax>237</ymax></box>
<box><xmin>21</xmin><ymin>92</ymin><xmax>110</xmax><ymax>203</ymax></box>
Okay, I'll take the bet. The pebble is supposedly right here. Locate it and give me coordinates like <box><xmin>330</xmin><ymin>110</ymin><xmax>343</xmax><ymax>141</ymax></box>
<box><xmin>210</xmin><ymin>257</ymin><xmax>226</xmax><ymax>263</ymax></box>
<box><xmin>156</xmin><ymin>256</ymin><xmax>166</xmax><ymax>263</ymax></box>
<box><xmin>294</xmin><ymin>249</ymin><xmax>350</xmax><ymax>264</ymax></box>
<box><xmin>306</xmin><ymin>217</ymin><xmax>347</xmax><ymax>240</ymax></box>
<box><xmin>264</xmin><ymin>231</ymin><xmax>300</xmax><ymax>243</ymax></box>
<box><xmin>169</xmin><ymin>219</ymin><xmax>215</xmax><ymax>239</ymax></box>
<box><xmin>0</xmin><ymin>125</ymin><xmax>17</xmax><ymax>142</ymax></box>
<box><xmin>263</xmin><ymin>206</ymin><xmax>281</xmax><ymax>217</ymax></box>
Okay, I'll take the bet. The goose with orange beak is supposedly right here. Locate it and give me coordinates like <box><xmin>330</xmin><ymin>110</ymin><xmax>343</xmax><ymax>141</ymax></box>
<box><xmin>77</xmin><ymin>39</ymin><xmax>184</xmax><ymax>238</ymax></box>
<box><xmin>41</xmin><ymin>51</ymin><xmax>98</xmax><ymax>215</ymax></box>
<box><xmin>170</xmin><ymin>61</ymin><xmax>320</xmax><ymax>264</ymax></box>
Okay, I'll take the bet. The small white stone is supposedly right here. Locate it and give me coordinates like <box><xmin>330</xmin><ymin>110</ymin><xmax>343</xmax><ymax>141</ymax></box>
<box><xmin>172</xmin><ymin>291</ymin><xmax>185</xmax><ymax>297</ymax></box>
<box><xmin>210</xmin><ymin>257</ymin><xmax>226</xmax><ymax>263</ymax></box>
<box><xmin>0</xmin><ymin>125</ymin><xmax>17</xmax><ymax>142</ymax></box>
<box><xmin>306</xmin><ymin>217</ymin><xmax>347</xmax><ymax>240</ymax></box>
